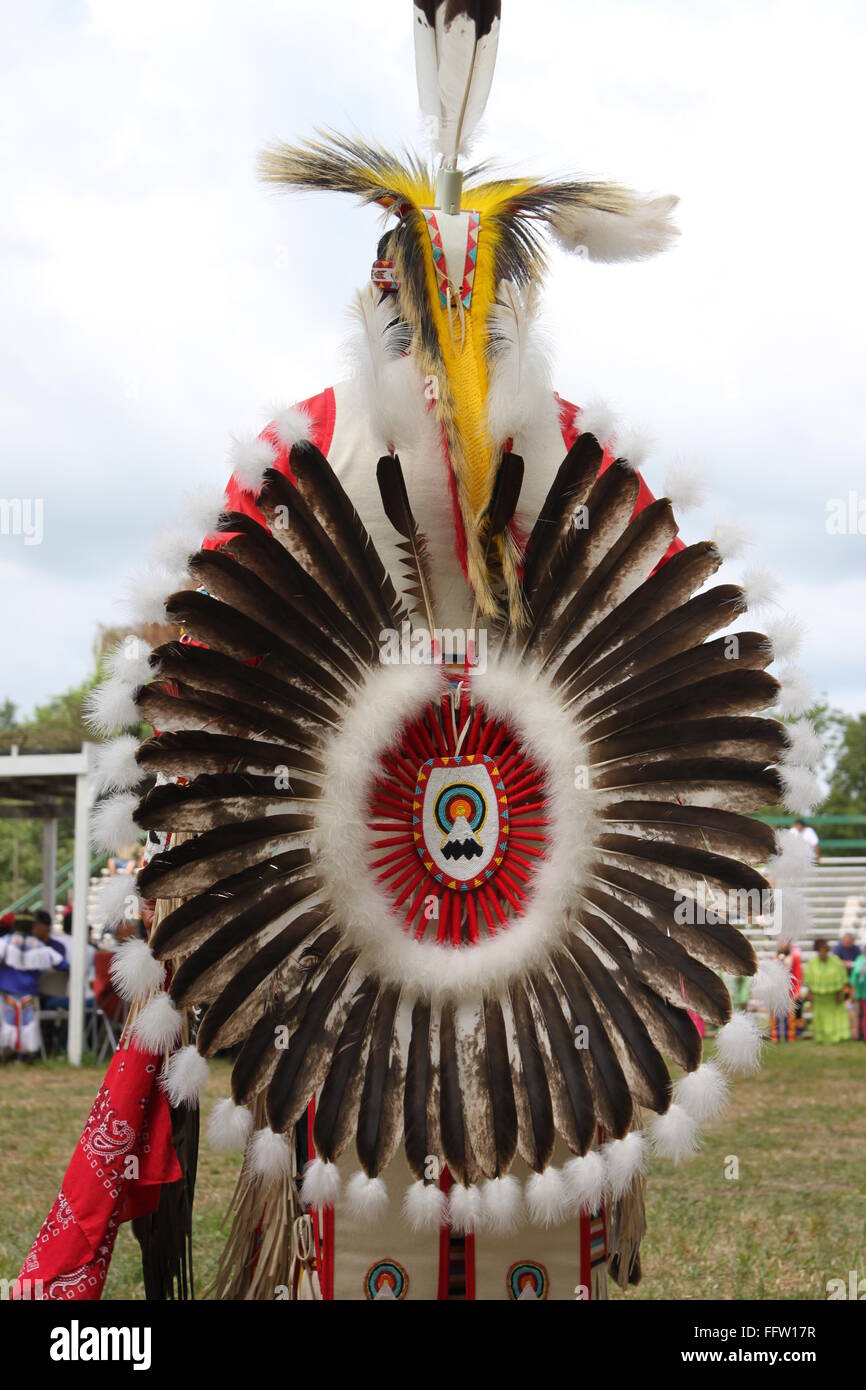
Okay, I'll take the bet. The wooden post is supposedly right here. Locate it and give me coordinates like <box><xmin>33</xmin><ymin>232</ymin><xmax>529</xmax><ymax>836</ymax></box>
<box><xmin>68</xmin><ymin>745</ymin><xmax>93</xmax><ymax>1066</ymax></box>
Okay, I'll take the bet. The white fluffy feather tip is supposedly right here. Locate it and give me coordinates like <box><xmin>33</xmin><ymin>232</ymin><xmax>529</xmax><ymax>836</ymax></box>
<box><xmin>752</xmin><ymin>958</ymin><xmax>793</xmax><ymax>1013</ymax></box>
<box><xmin>345</xmin><ymin>1171</ymin><xmax>389</xmax><ymax>1223</ymax></box>
<box><xmin>207</xmin><ymin>1097</ymin><xmax>254</xmax><ymax>1152</ymax></box>
<box><xmin>603</xmin><ymin>1132</ymin><xmax>647</xmax><ymax>1201</ymax></box>
<box><xmin>481</xmin><ymin>1174</ymin><xmax>523</xmax><ymax>1233</ymax></box>
<box><xmin>402</xmin><ymin>1180</ymin><xmax>446</xmax><ymax>1233</ymax></box>
<box><xmin>715</xmin><ymin>1011</ymin><xmax>762</xmax><ymax>1073</ymax></box>
<box><xmin>648</xmin><ymin>1103</ymin><xmax>700</xmax><ymax>1163</ymax></box>
<box><xmin>129</xmin><ymin>990</ymin><xmax>182</xmax><ymax>1052</ymax></box>
<box><xmin>448</xmin><ymin>1182</ymin><xmax>482</xmax><ymax>1234</ymax></box>
<box><xmin>300</xmin><ymin>1156</ymin><xmax>341</xmax><ymax>1207</ymax></box>
<box><xmin>161</xmin><ymin>1044</ymin><xmax>209</xmax><ymax>1108</ymax></box>
<box><xmin>108</xmin><ymin>937</ymin><xmax>164</xmax><ymax>1002</ymax></box>
<box><xmin>673</xmin><ymin>1062</ymin><xmax>729</xmax><ymax>1123</ymax></box>
<box><xmin>563</xmin><ymin>1150</ymin><xmax>607</xmax><ymax>1214</ymax></box>
<box><xmin>524</xmin><ymin>1166</ymin><xmax>570</xmax><ymax>1227</ymax></box>
<box><xmin>250</xmin><ymin>1127</ymin><xmax>292</xmax><ymax>1184</ymax></box>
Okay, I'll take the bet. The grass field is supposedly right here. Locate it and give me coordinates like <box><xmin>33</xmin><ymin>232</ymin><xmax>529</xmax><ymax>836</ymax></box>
<box><xmin>1</xmin><ymin>1040</ymin><xmax>863</xmax><ymax>1300</ymax></box>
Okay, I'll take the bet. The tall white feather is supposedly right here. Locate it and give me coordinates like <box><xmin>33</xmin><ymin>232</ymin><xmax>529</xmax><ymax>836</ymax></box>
<box><xmin>485</xmin><ymin>281</ymin><xmax>553</xmax><ymax>448</ymax></box>
<box><xmin>414</xmin><ymin>1</ymin><xmax>501</xmax><ymax>161</ymax></box>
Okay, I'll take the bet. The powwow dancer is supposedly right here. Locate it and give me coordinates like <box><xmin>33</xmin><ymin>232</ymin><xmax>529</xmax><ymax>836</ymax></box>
<box><xmin>17</xmin><ymin>1</ymin><xmax>820</xmax><ymax>1300</ymax></box>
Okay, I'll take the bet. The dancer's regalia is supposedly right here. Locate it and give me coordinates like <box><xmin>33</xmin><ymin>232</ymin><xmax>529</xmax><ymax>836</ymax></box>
<box><xmin>18</xmin><ymin>1</ymin><xmax>820</xmax><ymax>1301</ymax></box>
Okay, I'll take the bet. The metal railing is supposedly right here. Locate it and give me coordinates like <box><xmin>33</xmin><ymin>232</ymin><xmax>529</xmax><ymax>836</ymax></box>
<box><xmin>1</xmin><ymin>852</ymin><xmax>108</xmax><ymax>917</ymax></box>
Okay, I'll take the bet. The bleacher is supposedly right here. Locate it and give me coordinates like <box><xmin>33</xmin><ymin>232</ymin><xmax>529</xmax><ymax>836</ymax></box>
<box><xmin>744</xmin><ymin>856</ymin><xmax>866</xmax><ymax>967</ymax></box>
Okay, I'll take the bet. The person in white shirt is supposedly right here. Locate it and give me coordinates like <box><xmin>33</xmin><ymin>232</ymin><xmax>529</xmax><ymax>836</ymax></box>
<box><xmin>791</xmin><ymin>818</ymin><xmax>819</xmax><ymax>863</ymax></box>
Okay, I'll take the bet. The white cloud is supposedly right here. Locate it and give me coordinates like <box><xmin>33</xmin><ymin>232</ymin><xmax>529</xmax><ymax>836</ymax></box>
<box><xmin>1</xmin><ymin>0</ymin><xmax>864</xmax><ymax>717</ymax></box>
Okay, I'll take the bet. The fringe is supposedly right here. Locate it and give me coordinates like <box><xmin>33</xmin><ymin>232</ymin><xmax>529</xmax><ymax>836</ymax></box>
<box><xmin>204</xmin><ymin>1097</ymin><xmax>312</xmax><ymax>1300</ymax></box>
<box><xmin>607</xmin><ymin>1109</ymin><xmax>647</xmax><ymax>1290</ymax></box>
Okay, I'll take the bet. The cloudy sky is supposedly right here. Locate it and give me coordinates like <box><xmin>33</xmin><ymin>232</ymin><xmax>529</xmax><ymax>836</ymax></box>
<box><xmin>1</xmin><ymin>0</ymin><xmax>864</xmax><ymax>720</ymax></box>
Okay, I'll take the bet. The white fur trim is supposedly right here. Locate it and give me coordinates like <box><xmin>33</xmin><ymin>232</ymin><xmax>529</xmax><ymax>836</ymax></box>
<box><xmin>84</xmin><ymin>677</ymin><xmax>139</xmax><ymax>736</ymax></box>
<box><xmin>315</xmin><ymin>653</ymin><xmax>593</xmax><ymax>999</ymax></box>
<box><xmin>105</xmin><ymin>637</ymin><xmax>153</xmax><ymax>687</ymax></box>
<box><xmin>763</xmin><ymin>612</ymin><xmax>805</xmax><ymax>664</ymax></box>
<box><xmin>270</xmin><ymin>404</ymin><xmax>313</xmax><ymax>450</ymax></box>
<box><xmin>161</xmin><ymin>1045</ymin><xmax>209</xmax><ymax>1108</ymax></box>
<box><xmin>228</xmin><ymin>432</ymin><xmax>278</xmax><ymax>494</ymax></box>
<box><xmin>752</xmin><ymin>959</ymin><xmax>793</xmax><ymax>1013</ymax></box>
<box><xmin>91</xmin><ymin>735</ymin><xmax>142</xmax><ymax>797</ymax></box>
<box><xmin>448</xmin><ymin>1182</ymin><xmax>482</xmax><ymax>1234</ymax></box>
<box><xmin>766</xmin><ymin>830</ymin><xmax>813</xmax><ymax>886</ymax></box>
<box><xmin>602</xmin><ymin>1132</ymin><xmax>646</xmax><ymax>1201</ymax></box>
<box><xmin>124</xmin><ymin>567</ymin><xmax>185</xmax><ymax>626</ymax></box>
<box><xmin>673</xmin><ymin>1062</ymin><xmax>729</xmax><ymax>1123</ymax></box>
<box><xmin>549</xmin><ymin>193</ymin><xmax>679</xmax><ymax>263</ymax></box>
<box><xmin>577</xmin><ymin>396</ymin><xmax>619</xmax><ymax>447</ymax></box>
<box><xmin>93</xmin><ymin>874</ymin><xmax>140</xmax><ymax>930</ymax></box>
<box><xmin>775</xmin><ymin>886</ymin><xmax>812</xmax><ymax>941</ymax></box>
<box><xmin>481</xmin><ymin>1174</ymin><xmax>524</xmax><ymax>1233</ymax></box>
<box><xmin>715</xmin><ymin>1012</ymin><xmax>762</xmax><ymax>1073</ymax></box>
<box><xmin>148</xmin><ymin>526</ymin><xmax>199</xmax><ymax>576</ymax></box>
<box><xmin>525</xmin><ymin>1166</ymin><xmax>570</xmax><ymax>1227</ymax></box>
<box><xmin>782</xmin><ymin>720</ymin><xmax>823</xmax><ymax>770</ymax></box>
<box><xmin>90</xmin><ymin>792</ymin><xmax>141</xmax><ymax>855</ymax></box>
<box><xmin>739</xmin><ymin>567</ymin><xmax>780</xmax><ymax>614</ymax></box>
<box><xmin>207</xmin><ymin>1097</ymin><xmax>254</xmax><ymax>1152</ymax></box>
<box><xmin>615</xmin><ymin>426</ymin><xmax>653</xmax><ymax>470</ymax></box>
<box><xmin>130</xmin><ymin>990</ymin><xmax>183</xmax><ymax>1052</ymax></box>
<box><xmin>109</xmin><ymin>937</ymin><xmax>164</xmax><ymax>1001</ymax></box>
<box><xmin>663</xmin><ymin>460</ymin><xmax>708</xmax><ymax>513</ymax></box>
<box><xmin>402</xmin><ymin>1180</ymin><xmax>446</xmax><ymax>1233</ymax></box>
<box><xmin>777</xmin><ymin>764</ymin><xmax>821</xmax><ymax>814</ymax></box>
<box><xmin>345</xmin><ymin>1171</ymin><xmax>389</xmax><ymax>1223</ymax></box>
<box><xmin>712</xmin><ymin>520</ymin><xmax>755</xmax><ymax>562</ymax></box>
<box><xmin>179</xmin><ymin>482</ymin><xmax>230</xmax><ymax>540</ymax></box>
<box><xmin>776</xmin><ymin>665</ymin><xmax>814</xmax><ymax>717</ymax></box>
<box><xmin>647</xmin><ymin>1103</ymin><xmax>700</xmax><ymax>1163</ymax></box>
<box><xmin>250</xmin><ymin>1127</ymin><xmax>292</xmax><ymax>1184</ymax></box>
<box><xmin>300</xmin><ymin>1157</ymin><xmax>341</xmax><ymax>1207</ymax></box>
<box><xmin>562</xmin><ymin>1150</ymin><xmax>606</xmax><ymax>1213</ymax></box>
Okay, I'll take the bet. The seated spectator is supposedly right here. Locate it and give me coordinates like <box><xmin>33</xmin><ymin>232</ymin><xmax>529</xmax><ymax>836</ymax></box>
<box><xmin>0</xmin><ymin>915</ymin><xmax>66</xmax><ymax>1060</ymax></box>
<box><xmin>803</xmin><ymin>937</ymin><xmax>850</xmax><ymax>1044</ymax></box>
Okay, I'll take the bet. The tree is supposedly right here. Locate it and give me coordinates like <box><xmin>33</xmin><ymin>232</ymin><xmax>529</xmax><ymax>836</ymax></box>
<box><xmin>822</xmin><ymin>712</ymin><xmax>866</xmax><ymax>846</ymax></box>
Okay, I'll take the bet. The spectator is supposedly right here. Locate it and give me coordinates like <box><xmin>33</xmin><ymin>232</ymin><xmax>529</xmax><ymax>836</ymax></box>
<box><xmin>791</xmin><ymin>818</ymin><xmax>819</xmax><ymax>863</ymax></box>
<box><xmin>0</xmin><ymin>915</ymin><xmax>66</xmax><ymax>1059</ymax></box>
<box><xmin>833</xmin><ymin>927</ymin><xmax>859</xmax><ymax>975</ymax></box>
<box><xmin>108</xmin><ymin>841</ymin><xmax>141</xmax><ymax>874</ymax></box>
<box><xmin>769</xmin><ymin>939</ymin><xmax>802</xmax><ymax>1042</ymax></box>
<box><xmin>851</xmin><ymin>938</ymin><xmax>866</xmax><ymax>1043</ymax></box>
<box><xmin>803</xmin><ymin>937</ymin><xmax>850</xmax><ymax>1043</ymax></box>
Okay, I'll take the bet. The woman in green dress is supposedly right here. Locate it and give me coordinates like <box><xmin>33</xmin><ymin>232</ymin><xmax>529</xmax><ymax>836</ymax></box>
<box><xmin>803</xmin><ymin>938</ymin><xmax>850</xmax><ymax>1043</ymax></box>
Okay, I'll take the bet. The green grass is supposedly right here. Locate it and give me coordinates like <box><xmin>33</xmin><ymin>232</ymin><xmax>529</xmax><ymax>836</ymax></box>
<box><xmin>613</xmin><ymin>1040</ymin><xmax>866</xmax><ymax>1300</ymax></box>
<box><xmin>1</xmin><ymin>1042</ymin><xmax>863</xmax><ymax>1299</ymax></box>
